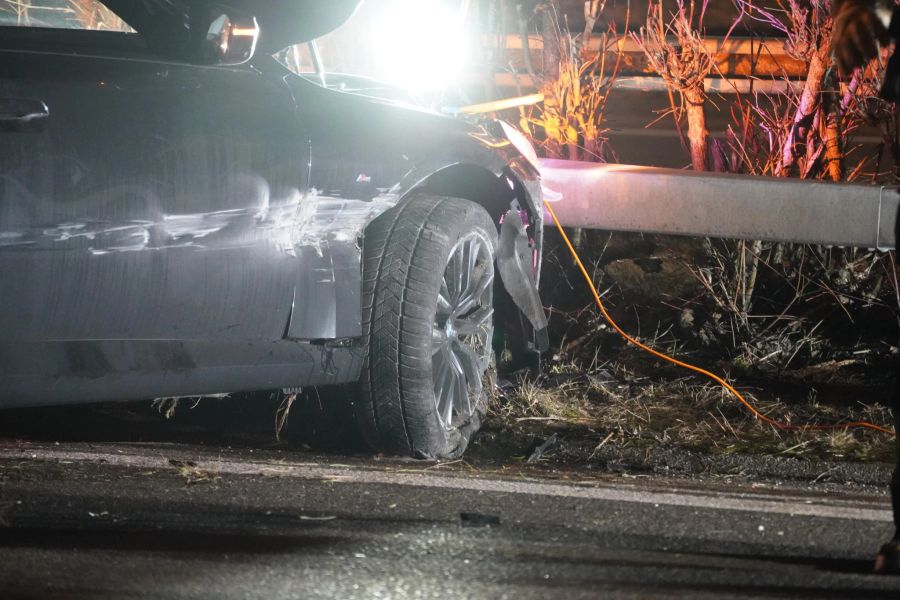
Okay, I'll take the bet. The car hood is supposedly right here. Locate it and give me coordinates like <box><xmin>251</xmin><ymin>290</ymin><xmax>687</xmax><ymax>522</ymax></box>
<box><xmin>99</xmin><ymin>0</ymin><xmax>362</xmax><ymax>54</ymax></box>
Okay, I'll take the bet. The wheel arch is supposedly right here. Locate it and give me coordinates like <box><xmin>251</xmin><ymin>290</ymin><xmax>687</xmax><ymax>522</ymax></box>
<box><xmin>408</xmin><ymin>162</ymin><xmax>518</xmax><ymax>225</ymax></box>
<box><xmin>398</xmin><ymin>162</ymin><xmax>549</xmax><ymax>358</ymax></box>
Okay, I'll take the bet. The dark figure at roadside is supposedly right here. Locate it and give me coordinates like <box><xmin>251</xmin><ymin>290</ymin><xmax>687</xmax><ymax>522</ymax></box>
<box><xmin>832</xmin><ymin>0</ymin><xmax>900</xmax><ymax>574</ymax></box>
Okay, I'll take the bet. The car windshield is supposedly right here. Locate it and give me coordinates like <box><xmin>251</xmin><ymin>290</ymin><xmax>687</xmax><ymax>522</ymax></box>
<box><xmin>0</xmin><ymin>0</ymin><xmax>133</xmax><ymax>31</ymax></box>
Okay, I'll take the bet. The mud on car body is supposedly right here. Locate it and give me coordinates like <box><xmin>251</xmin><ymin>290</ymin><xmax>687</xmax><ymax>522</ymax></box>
<box><xmin>0</xmin><ymin>0</ymin><xmax>547</xmax><ymax>458</ymax></box>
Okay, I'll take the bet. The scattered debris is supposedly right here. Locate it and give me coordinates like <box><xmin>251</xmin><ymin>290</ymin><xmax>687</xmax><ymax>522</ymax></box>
<box><xmin>783</xmin><ymin>360</ymin><xmax>862</xmax><ymax>381</ymax></box>
<box><xmin>318</xmin><ymin>475</ymin><xmax>352</xmax><ymax>483</ymax></box>
<box><xmin>151</xmin><ymin>396</ymin><xmax>219</xmax><ymax>419</ymax></box>
<box><xmin>527</xmin><ymin>433</ymin><xmax>559</xmax><ymax>463</ymax></box>
<box><xmin>167</xmin><ymin>459</ymin><xmax>217</xmax><ymax>485</ymax></box>
<box><xmin>589</xmin><ymin>432</ymin><xmax>616</xmax><ymax>459</ymax></box>
<box><xmin>275</xmin><ymin>392</ymin><xmax>297</xmax><ymax>441</ymax></box>
<box><xmin>152</xmin><ymin>398</ymin><xmax>181</xmax><ymax>420</ymax></box>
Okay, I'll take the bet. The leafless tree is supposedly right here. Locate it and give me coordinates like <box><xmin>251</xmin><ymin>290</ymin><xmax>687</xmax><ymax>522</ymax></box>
<box><xmin>635</xmin><ymin>1</ymin><xmax>716</xmax><ymax>171</ymax></box>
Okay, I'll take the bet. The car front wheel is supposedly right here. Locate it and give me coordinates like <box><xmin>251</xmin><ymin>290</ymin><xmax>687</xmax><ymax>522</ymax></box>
<box><xmin>357</xmin><ymin>194</ymin><xmax>497</xmax><ymax>459</ymax></box>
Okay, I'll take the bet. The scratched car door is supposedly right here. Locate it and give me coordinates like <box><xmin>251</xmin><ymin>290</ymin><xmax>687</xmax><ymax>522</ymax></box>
<box><xmin>0</xmin><ymin>26</ymin><xmax>307</xmax><ymax>344</ymax></box>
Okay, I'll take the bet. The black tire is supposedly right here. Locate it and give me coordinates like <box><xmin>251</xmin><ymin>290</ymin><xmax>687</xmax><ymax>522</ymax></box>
<box><xmin>357</xmin><ymin>194</ymin><xmax>498</xmax><ymax>459</ymax></box>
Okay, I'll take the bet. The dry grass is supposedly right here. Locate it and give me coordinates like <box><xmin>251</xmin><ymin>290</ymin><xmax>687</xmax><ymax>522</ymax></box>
<box><xmin>502</xmin><ymin>377</ymin><xmax>596</xmax><ymax>424</ymax></box>
<box><xmin>151</xmin><ymin>396</ymin><xmax>224</xmax><ymax>420</ymax></box>
<box><xmin>529</xmin><ymin>226</ymin><xmax>897</xmax><ymax>468</ymax></box>
<box><xmin>515</xmin><ymin>0</ymin><xmax>626</xmax><ymax>162</ymax></box>
<box><xmin>492</xmin><ymin>355</ymin><xmax>895</xmax><ymax>464</ymax></box>
<box><xmin>151</xmin><ymin>397</ymin><xmax>182</xmax><ymax>420</ymax></box>
<box><xmin>274</xmin><ymin>392</ymin><xmax>297</xmax><ymax>442</ymax></box>
<box><xmin>168</xmin><ymin>459</ymin><xmax>217</xmax><ymax>486</ymax></box>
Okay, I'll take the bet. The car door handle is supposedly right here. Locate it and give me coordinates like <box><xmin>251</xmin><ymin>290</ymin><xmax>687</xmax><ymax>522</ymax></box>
<box><xmin>0</xmin><ymin>98</ymin><xmax>49</xmax><ymax>130</ymax></box>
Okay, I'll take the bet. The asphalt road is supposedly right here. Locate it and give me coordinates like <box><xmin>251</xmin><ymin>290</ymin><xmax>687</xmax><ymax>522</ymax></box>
<box><xmin>1</xmin><ymin>400</ymin><xmax>900</xmax><ymax>600</ymax></box>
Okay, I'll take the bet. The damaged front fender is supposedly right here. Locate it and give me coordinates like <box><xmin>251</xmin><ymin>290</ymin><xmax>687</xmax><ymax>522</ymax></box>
<box><xmin>498</xmin><ymin>209</ymin><xmax>549</xmax><ymax>353</ymax></box>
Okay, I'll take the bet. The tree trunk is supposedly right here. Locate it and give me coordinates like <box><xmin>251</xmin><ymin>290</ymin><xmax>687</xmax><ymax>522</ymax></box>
<box><xmin>538</xmin><ymin>0</ymin><xmax>563</xmax><ymax>158</ymax></box>
<box><xmin>567</xmin><ymin>142</ymin><xmax>581</xmax><ymax>161</ymax></box>
<box><xmin>824</xmin><ymin>94</ymin><xmax>843</xmax><ymax>182</ymax></box>
<box><xmin>742</xmin><ymin>240</ymin><xmax>763</xmax><ymax>314</ymax></box>
<box><xmin>779</xmin><ymin>44</ymin><xmax>830</xmax><ymax>177</ymax></box>
<box><xmin>683</xmin><ymin>85</ymin><xmax>709</xmax><ymax>171</ymax></box>
<box><xmin>711</xmin><ymin>138</ymin><xmax>729</xmax><ymax>173</ymax></box>
<box><xmin>541</xmin><ymin>1</ymin><xmax>561</xmax><ymax>83</ymax></box>
<box><xmin>582</xmin><ymin>0</ymin><xmax>602</xmax><ymax>55</ymax></box>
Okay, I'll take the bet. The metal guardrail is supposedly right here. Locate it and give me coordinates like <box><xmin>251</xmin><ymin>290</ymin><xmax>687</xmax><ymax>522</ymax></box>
<box><xmin>539</xmin><ymin>159</ymin><xmax>898</xmax><ymax>250</ymax></box>
<box><xmin>478</xmin><ymin>73</ymin><xmax>800</xmax><ymax>94</ymax></box>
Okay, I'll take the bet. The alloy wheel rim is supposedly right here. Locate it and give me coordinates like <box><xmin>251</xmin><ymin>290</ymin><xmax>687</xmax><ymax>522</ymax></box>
<box><xmin>430</xmin><ymin>231</ymin><xmax>494</xmax><ymax>430</ymax></box>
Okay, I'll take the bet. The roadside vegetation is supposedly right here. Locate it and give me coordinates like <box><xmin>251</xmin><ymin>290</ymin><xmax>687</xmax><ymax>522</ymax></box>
<box><xmin>490</xmin><ymin>347</ymin><xmax>894</xmax><ymax>463</ymax></box>
<box><xmin>488</xmin><ymin>0</ymin><xmax>898</xmax><ymax>465</ymax></box>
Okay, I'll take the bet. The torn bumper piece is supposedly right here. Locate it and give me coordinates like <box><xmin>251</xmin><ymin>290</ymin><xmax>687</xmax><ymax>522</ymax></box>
<box><xmin>497</xmin><ymin>209</ymin><xmax>549</xmax><ymax>353</ymax></box>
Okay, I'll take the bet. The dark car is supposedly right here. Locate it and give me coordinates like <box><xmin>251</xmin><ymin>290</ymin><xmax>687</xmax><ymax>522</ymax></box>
<box><xmin>0</xmin><ymin>0</ymin><xmax>547</xmax><ymax>459</ymax></box>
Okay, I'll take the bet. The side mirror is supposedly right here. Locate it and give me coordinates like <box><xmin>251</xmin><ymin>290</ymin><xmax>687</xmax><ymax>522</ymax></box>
<box><xmin>202</xmin><ymin>13</ymin><xmax>260</xmax><ymax>66</ymax></box>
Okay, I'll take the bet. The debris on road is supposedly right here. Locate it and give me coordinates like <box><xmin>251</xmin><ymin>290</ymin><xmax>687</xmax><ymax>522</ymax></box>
<box><xmin>527</xmin><ymin>433</ymin><xmax>559</xmax><ymax>463</ymax></box>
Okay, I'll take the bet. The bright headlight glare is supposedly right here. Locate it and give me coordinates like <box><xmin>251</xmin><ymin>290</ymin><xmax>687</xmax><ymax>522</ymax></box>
<box><xmin>371</xmin><ymin>0</ymin><xmax>469</xmax><ymax>92</ymax></box>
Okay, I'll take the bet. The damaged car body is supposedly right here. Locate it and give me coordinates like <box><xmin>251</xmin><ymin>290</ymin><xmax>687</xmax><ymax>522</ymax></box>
<box><xmin>0</xmin><ymin>0</ymin><xmax>546</xmax><ymax>458</ymax></box>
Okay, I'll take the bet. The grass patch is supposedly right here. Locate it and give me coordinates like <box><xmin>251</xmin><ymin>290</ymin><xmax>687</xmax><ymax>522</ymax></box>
<box><xmin>491</xmin><ymin>356</ymin><xmax>895</xmax><ymax>464</ymax></box>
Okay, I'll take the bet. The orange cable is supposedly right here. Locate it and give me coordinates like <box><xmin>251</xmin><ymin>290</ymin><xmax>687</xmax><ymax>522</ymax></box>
<box><xmin>544</xmin><ymin>200</ymin><xmax>895</xmax><ymax>437</ymax></box>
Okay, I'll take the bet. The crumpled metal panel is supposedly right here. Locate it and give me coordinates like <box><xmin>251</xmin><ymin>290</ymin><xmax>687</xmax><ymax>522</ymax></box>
<box><xmin>497</xmin><ymin>209</ymin><xmax>549</xmax><ymax>352</ymax></box>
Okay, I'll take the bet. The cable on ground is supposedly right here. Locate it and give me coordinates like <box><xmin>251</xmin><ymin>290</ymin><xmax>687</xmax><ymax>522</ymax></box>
<box><xmin>543</xmin><ymin>200</ymin><xmax>895</xmax><ymax>437</ymax></box>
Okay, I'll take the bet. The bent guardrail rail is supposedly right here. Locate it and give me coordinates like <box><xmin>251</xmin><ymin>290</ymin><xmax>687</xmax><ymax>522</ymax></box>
<box><xmin>540</xmin><ymin>159</ymin><xmax>898</xmax><ymax>250</ymax></box>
